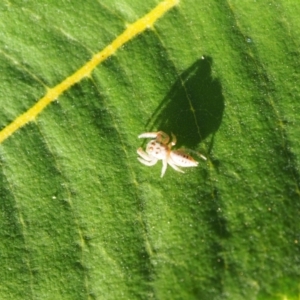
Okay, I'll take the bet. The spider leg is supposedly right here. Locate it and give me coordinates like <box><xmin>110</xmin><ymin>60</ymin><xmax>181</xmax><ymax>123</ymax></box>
<box><xmin>196</xmin><ymin>152</ymin><xmax>207</xmax><ymax>161</ymax></box>
<box><xmin>161</xmin><ymin>158</ymin><xmax>168</xmax><ymax>177</ymax></box>
<box><xmin>137</xmin><ymin>157</ymin><xmax>158</xmax><ymax>166</ymax></box>
<box><xmin>137</xmin><ymin>147</ymin><xmax>153</xmax><ymax>161</ymax></box>
<box><xmin>138</xmin><ymin>131</ymin><xmax>169</xmax><ymax>144</ymax></box>
<box><xmin>138</xmin><ymin>132</ymin><xmax>159</xmax><ymax>139</ymax></box>
<box><xmin>156</xmin><ymin>131</ymin><xmax>169</xmax><ymax>144</ymax></box>
<box><xmin>167</xmin><ymin>159</ymin><xmax>185</xmax><ymax>173</ymax></box>
<box><xmin>169</xmin><ymin>132</ymin><xmax>177</xmax><ymax>147</ymax></box>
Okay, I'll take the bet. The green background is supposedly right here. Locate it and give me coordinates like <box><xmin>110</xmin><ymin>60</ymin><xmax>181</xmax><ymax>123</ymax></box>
<box><xmin>0</xmin><ymin>0</ymin><xmax>299</xmax><ymax>299</ymax></box>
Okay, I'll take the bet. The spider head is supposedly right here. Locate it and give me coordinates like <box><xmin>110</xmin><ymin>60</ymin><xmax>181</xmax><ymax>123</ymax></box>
<box><xmin>146</xmin><ymin>140</ymin><xmax>168</xmax><ymax>160</ymax></box>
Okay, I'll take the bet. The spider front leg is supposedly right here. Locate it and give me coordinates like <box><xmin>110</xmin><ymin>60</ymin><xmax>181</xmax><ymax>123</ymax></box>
<box><xmin>138</xmin><ymin>131</ymin><xmax>170</xmax><ymax>144</ymax></box>
<box><xmin>137</xmin><ymin>147</ymin><xmax>158</xmax><ymax>166</ymax></box>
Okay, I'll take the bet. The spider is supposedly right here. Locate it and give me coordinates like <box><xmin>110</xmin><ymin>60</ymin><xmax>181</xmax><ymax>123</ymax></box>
<box><xmin>137</xmin><ymin>131</ymin><xmax>206</xmax><ymax>177</ymax></box>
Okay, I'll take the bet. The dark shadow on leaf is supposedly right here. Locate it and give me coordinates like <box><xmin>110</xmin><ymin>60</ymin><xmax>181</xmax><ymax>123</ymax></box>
<box><xmin>146</xmin><ymin>56</ymin><xmax>224</xmax><ymax>150</ymax></box>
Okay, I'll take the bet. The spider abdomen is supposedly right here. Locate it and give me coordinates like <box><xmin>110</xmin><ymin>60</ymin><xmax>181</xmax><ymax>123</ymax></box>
<box><xmin>170</xmin><ymin>150</ymin><xmax>199</xmax><ymax>167</ymax></box>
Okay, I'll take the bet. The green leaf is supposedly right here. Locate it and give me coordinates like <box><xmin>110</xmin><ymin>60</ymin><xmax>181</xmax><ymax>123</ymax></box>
<box><xmin>1</xmin><ymin>0</ymin><xmax>300</xmax><ymax>299</ymax></box>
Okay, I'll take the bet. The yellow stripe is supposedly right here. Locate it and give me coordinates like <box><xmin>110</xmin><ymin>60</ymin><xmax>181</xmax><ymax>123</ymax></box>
<box><xmin>0</xmin><ymin>0</ymin><xmax>178</xmax><ymax>144</ymax></box>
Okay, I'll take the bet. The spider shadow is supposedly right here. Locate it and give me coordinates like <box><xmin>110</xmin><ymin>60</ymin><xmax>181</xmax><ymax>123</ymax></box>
<box><xmin>146</xmin><ymin>56</ymin><xmax>224</xmax><ymax>150</ymax></box>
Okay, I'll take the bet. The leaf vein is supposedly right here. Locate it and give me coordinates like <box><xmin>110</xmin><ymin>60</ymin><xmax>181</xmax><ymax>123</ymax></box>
<box><xmin>0</xmin><ymin>0</ymin><xmax>178</xmax><ymax>144</ymax></box>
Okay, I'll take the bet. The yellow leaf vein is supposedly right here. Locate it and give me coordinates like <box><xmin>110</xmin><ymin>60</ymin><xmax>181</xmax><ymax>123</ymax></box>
<box><xmin>0</xmin><ymin>0</ymin><xmax>178</xmax><ymax>144</ymax></box>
